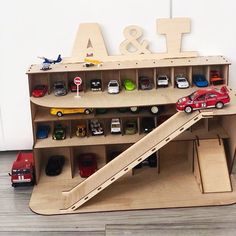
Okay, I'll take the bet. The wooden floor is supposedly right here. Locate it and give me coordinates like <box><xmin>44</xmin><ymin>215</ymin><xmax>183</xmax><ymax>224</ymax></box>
<box><xmin>2</xmin><ymin>151</ymin><xmax>236</xmax><ymax>235</ymax></box>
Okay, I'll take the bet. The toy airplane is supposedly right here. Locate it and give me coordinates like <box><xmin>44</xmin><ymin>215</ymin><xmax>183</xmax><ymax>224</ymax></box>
<box><xmin>38</xmin><ymin>54</ymin><xmax>62</xmax><ymax>64</ymax></box>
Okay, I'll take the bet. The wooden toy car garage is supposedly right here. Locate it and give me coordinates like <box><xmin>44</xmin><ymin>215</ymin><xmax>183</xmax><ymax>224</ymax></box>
<box><xmin>27</xmin><ymin>18</ymin><xmax>236</xmax><ymax>215</ymax></box>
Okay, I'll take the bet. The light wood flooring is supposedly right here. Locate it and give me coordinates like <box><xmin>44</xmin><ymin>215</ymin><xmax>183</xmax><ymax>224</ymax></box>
<box><xmin>1</xmin><ymin>151</ymin><xmax>236</xmax><ymax>235</ymax></box>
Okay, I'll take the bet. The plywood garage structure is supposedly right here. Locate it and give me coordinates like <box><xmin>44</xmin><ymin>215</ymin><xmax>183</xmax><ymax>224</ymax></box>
<box><xmin>26</xmin><ymin>51</ymin><xmax>236</xmax><ymax>215</ymax></box>
<box><xmin>26</xmin><ymin>18</ymin><xmax>235</xmax><ymax>215</ymax></box>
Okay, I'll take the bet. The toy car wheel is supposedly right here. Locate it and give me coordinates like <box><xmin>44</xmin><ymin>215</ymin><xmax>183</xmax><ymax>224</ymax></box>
<box><xmin>57</xmin><ymin>111</ymin><xmax>63</xmax><ymax>117</ymax></box>
<box><xmin>184</xmin><ymin>106</ymin><xmax>193</xmax><ymax>114</ymax></box>
<box><xmin>215</xmin><ymin>101</ymin><xmax>224</xmax><ymax>109</ymax></box>
<box><xmin>150</xmin><ymin>106</ymin><xmax>159</xmax><ymax>114</ymax></box>
<box><xmin>130</xmin><ymin>106</ymin><xmax>139</xmax><ymax>113</ymax></box>
<box><xmin>84</xmin><ymin>109</ymin><xmax>91</xmax><ymax>115</ymax></box>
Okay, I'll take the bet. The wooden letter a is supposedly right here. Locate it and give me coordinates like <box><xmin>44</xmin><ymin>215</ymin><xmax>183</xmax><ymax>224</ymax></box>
<box><xmin>71</xmin><ymin>23</ymin><xmax>108</xmax><ymax>60</ymax></box>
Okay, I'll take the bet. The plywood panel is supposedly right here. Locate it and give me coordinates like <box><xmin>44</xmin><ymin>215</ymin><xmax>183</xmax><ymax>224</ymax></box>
<box><xmin>196</xmin><ymin>139</ymin><xmax>231</xmax><ymax>193</ymax></box>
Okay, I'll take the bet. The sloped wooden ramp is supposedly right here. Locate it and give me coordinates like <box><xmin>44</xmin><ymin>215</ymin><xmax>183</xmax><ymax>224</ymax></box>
<box><xmin>195</xmin><ymin>138</ymin><xmax>232</xmax><ymax>193</ymax></box>
<box><xmin>61</xmin><ymin>111</ymin><xmax>212</xmax><ymax>213</ymax></box>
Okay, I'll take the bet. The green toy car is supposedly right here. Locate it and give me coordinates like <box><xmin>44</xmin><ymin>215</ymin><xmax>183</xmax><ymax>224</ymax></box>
<box><xmin>125</xmin><ymin>121</ymin><xmax>137</xmax><ymax>135</ymax></box>
<box><xmin>123</xmin><ymin>79</ymin><xmax>136</xmax><ymax>91</ymax></box>
<box><xmin>52</xmin><ymin>124</ymin><xmax>66</xmax><ymax>140</ymax></box>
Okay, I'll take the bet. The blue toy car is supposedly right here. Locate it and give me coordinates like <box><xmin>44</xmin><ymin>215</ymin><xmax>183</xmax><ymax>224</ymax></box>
<box><xmin>36</xmin><ymin>125</ymin><xmax>50</xmax><ymax>139</ymax></box>
<box><xmin>192</xmin><ymin>74</ymin><xmax>208</xmax><ymax>87</ymax></box>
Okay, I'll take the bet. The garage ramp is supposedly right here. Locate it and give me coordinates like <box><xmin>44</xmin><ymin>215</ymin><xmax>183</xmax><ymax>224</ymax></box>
<box><xmin>61</xmin><ymin>110</ymin><xmax>212</xmax><ymax>213</ymax></box>
<box><xmin>195</xmin><ymin>138</ymin><xmax>232</xmax><ymax>193</ymax></box>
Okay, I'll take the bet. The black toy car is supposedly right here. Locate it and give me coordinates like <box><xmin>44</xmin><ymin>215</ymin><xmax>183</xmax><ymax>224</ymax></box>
<box><xmin>90</xmin><ymin>79</ymin><xmax>102</xmax><ymax>91</ymax></box>
<box><xmin>142</xmin><ymin>117</ymin><xmax>155</xmax><ymax>133</ymax></box>
<box><xmin>45</xmin><ymin>155</ymin><xmax>65</xmax><ymax>176</ymax></box>
<box><xmin>134</xmin><ymin>153</ymin><xmax>157</xmax><ymax>169</ymax></box>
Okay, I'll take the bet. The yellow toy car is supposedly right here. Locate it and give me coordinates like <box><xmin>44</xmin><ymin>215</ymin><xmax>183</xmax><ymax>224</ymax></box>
<box><xmin>50</xmin><ymin>108</ymin><xmax>93</xmax><ymax>117</ymax></box>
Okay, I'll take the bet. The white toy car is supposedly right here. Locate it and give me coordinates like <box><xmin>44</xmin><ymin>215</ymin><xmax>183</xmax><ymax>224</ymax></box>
<box><xmin>157</xmin><ymin>75</ymin><xmax>169</xmax><ymax>87</ymax></box>
<box><xmin>175</xmin><ymin>75</ymin><xmax>189</xmax><ymax>89</ymax></box>
<box><xmin>111</xmin><ymin>118</ymin><xmax>121</xmax><ymax>134</ymax></box>
<box><xmin>108</xmin><ymin>80</ymin><xmax>120</xmax><ymax>94</ymax></box>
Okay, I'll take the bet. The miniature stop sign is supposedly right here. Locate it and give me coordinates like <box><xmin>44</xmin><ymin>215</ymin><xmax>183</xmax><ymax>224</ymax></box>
<box><xmin>74</xmin><ymin>77</ymin><xmax>82</xmax><ymax>97</ymax></box>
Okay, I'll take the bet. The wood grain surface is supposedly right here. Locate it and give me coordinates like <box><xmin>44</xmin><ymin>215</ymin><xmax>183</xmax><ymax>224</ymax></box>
<box><xmin>1</xmin><ymin>151</ymin><xmax>236</xmax><ymax>235</ymax></box>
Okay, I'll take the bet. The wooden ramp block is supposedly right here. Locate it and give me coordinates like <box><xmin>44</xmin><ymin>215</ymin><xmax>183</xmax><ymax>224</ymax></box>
<box><xmin>197</xmin><ymin>139</ymin><xmax>232</xmax><ymax>193</ymax></box>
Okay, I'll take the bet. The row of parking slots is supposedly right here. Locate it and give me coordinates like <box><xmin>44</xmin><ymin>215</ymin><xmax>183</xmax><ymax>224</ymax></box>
<box><xmin>35</xmin><ymin>114</ymin><xmax>171</xmax><ymax>140</ymax></box>
<box><xmin>30</xmin><ymin>65</ymin><xmax>228</xmax><ymax>96</ymax></box>
<box><xmin>40</xmin><ymin>144</ymin><xmax>159</xmax><ymax>179</ymax></box>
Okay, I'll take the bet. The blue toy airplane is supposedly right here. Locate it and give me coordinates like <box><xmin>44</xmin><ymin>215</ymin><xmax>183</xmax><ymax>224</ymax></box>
<box><xmin>38</xmin><ymin>54</ymin><xmax>62</xmax><ymax>64</ymax></box>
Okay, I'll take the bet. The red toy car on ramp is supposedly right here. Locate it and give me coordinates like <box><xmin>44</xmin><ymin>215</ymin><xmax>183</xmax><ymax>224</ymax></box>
<box><xmin>9</xmin><ymin>152</ymin><xmax>35</xmax><ymax>187</ymax></box>
<box><xmin>176</xmin><ymin>86</ymin><xmax>230</xmax><ymax>113</ymax></box>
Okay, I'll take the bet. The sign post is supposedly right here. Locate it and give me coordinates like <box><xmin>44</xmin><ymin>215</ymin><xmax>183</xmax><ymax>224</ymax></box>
<box><xmin>74</xmin><ymin>77</ymin><xmax>82</xmax><ymax>98</ymax></box>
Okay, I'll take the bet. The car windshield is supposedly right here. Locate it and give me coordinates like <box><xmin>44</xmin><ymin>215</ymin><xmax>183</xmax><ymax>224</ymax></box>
<box><xmin>177</xmin><ymin>79</ymin><xmax>186</xmax><ymax>82</ymax></box>
<box><xmin>158</xmin><ymin>77</ymin><xmax>167</xmax><ymax>80</ymax></box>
<box><xmin>55</xmin><ymin>130</ymin><xmax>64</xmax><ymax>134</ymax></box>
<box><xmin>112</xmin><ymin>124</ymin><xmax>120</xmax><ymax>128</ymax></box>
<box><xmin>109</xmin><ymin>83</ymin><xmax>118</xmax><ymax>87</ymax></box>
<box><xmin>197</xmin><ymin>77</ymin><xmax>205</xmax><ymax>81</ymax></box>
<box><xmin>12</xmin><ymin>169</ymin><xmax>30</xmax><ymax>175</ymax></box>
<box><xmin>55</xmin><ymin>85</ymin><xmax>64</xmax><ymax>89</ymax></box>
<box><xmin>35</xmin><ymin>85</ymin><xmax>45</xmax><ymax>89</ymax></box>
<box><xmin>127</xmin><ymin>123</ymin><xmax>135</xmax><ymax>128</ymax></box>
<box><xmin>82</xmin><ymin>159</ymin><xmax>93</xmax><ymax>167</ymax></box>
<box><xmin>189</xmin><ymin>92</ymin><xmax>197</xmax><ymax>100</ymax></box>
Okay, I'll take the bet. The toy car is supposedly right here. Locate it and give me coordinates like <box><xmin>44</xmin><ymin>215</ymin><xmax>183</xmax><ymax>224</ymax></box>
<box><xmin>50</xmin><ymin>108</ymin><xmax>93</xmax><ymax>117</ymax></box>
<box><xmin>156</xmin><ymin>75</ymin><xmax>169</xmax><ymax>87</ymax></box>
<box><xmin>175</xmin><ymin>74</ymin><xmax>189</xmax><ymax>89</ymax></box>
<box><xmin>90</xmin><ymin>79</ymin><xmax>102</xmax><ymax>91</ymax></box>
<box><xmin>210</xmin><ymin>70</ymin><xmax>224</xmax><ymax>85</ymax></box>
<box><xmin>96</xmin><ymin>108</ymin><xmax>108</xmax><ymax>114</ymax></box>
<box><xmin>142</xmin><ymin>117</ymin><xmax>155</xmax><ymax>133</ymax></box>
<box><xmin>108</xmin><ymin>151</ymin><xmax>122</xmax><ymax>162</ymax></box>
<box><xmin>176</xmin><ymin>86</ymin><xmax>230</xmax><ymax>113</ymax></box>
<box><xmin>125</xmin><ymin>121</ymin><xmax>137</xmax><ymax>135</ymax></box>
<box><xmin>69</xmin><ymin>81</ymin><xmax>83</xmax><ymax>92</ymax></box>
<box><xmin>32</xmin><ymin>85</ymin><xmax>47</xmax><ymax>97</ymax></box>
<box><xmin>53</xmin><ymin>81</ymin><xmax>67</xmax><ymax>96</ymax></box>
<box><xmin>123</xmin><ymin>79</ymin><xmax>136</xmax><ymax>91</ymax></box>
<box><xmin>36</xmin><ymin>125</ymin><xmax>50</xmax><ymax>139</ymax></box>
<box><xmin>76</xmin><ymin>124</ymin><xmax>86</xmax><ymax>137</ymax></box>
<box><xmin>90</xmin><ymin>120</ymin><xmax>104</xmax><ymax>135</ymax></box>
<box><xmin>83</xmin><ymin>58</ymin><xmax>103</xmax><ymax>67</ymax></box>
<box><xmin>108</xmin><ymin>80</ymin><xmax>120</xmax><ymax>94</ymax></box>
<box><xmin>9</xmin><ymin>152</ymin><xmax>35</xmax><ymax>187</ymax></box>
<box><xmin>134</xmin><ymin>153</ymin><xmax>157</xmax><ymax>169</ymax></box>
<box><xmin>139</xmin><ymin>76</ymin><xmax>152</xmax><ymax>90</ymax></box>
<box><xmin>45</xmin><ymin>155</ymin><xmax>65</xmax><ymax>176</ymax></box>
<box><xmin>111</xmin><ymin>118</ymin><xmax>121</xmax><ymax>134</ymax></box>
<box><xmin>78</xmin><ymin>153</ymin><xmax>98</xmax><ymax>178</ymax></box>
<box><xmin>52</xmin><ymin>124</ymin><xmax>66</xmax><ymax>140</ymax></box>
<box><xmin>192</xmin><ymin>74</ymin><xmax>208</xmax><ymax>87</ymax></box>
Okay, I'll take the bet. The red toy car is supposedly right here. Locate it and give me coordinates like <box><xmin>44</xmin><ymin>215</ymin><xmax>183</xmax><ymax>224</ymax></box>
<box><xmin>78</xmin><ymin>153</ymin><xmax>98</xmax><ymax>178</ymax></box>
<box><xmin>210</xmin><ymin>70</ymin><xmax>224</xmax><ymax>85</ymax></box>
<box><xmin>69</xmin><ymin>81</ymin><xmax>83</xmax><ymax>92</ymax></box>
<box><xmin>9</xmin><ymin>152</ymin><xmax>35</xmax><ymax>187</ymax></box>
<box><xmin>176</xmin><ymin>86</ymin><xmax>230</xmax><ymax>113</ymax></box>
<box><xmin>32</xmin><ymin>85</ymin><xmax>47</xmax><ymax>97</ymax></box>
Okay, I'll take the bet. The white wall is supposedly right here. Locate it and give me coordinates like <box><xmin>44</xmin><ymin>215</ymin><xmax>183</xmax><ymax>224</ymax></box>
<box><xmin>173</xmin><ymin>0</ymin><xmax>236</xmax><ymax>87</ymax></box>
<box><xmin>0</xmin><ymin>0</ymin><xmax>236</xmax><ymax>150</ymax></box>
<box><xmin>0</xmin><ymin>0</ymin><xmax>169</xmax><ymax>150</ymax></box>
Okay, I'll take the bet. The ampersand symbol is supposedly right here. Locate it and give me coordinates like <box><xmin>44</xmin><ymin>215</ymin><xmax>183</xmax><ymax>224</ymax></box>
<box><xmin>119</xmin><ymin>25</ymin><xmax>151</xmax><ymax>55</ymax></box>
